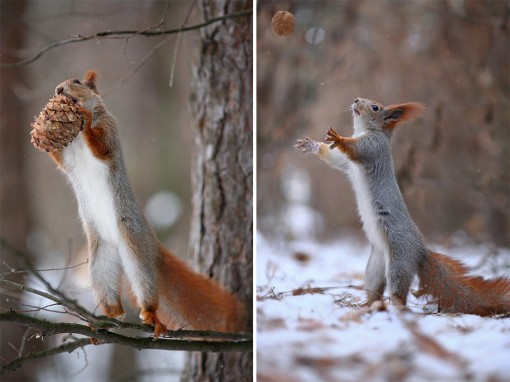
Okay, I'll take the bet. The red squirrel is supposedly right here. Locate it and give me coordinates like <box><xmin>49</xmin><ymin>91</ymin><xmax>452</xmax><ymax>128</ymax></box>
<box><xmin>46</xmin><ymin>70</ymin><xmax>247</xmax><ymax>338</ymax></box>
<box><xmin>296</xmin><ymin>97</ymin><xmax>510</xmax><ymax>315</ymax></box>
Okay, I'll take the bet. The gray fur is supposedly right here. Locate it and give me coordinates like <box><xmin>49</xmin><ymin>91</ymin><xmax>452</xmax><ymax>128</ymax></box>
<box><xmin>297</xmin><ymin>98</ymin><xmax>427</xmax><ymax>306</ymax></box>
<box><xmin>59</xmin><ymin>97</ymin><xmax>160</xmax><ymax>314</ymax></box>
<box><xmin>354</xmin><ymin>128</ymin><xmax>427</xmax><ymax>305</ymax></box>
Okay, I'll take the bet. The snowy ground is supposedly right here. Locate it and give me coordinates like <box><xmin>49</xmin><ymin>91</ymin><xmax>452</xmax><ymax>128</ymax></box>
<box><xmin>256</xmin><ymin>233</ymin><xmax>510</xmax><ymax>382</ymax></box>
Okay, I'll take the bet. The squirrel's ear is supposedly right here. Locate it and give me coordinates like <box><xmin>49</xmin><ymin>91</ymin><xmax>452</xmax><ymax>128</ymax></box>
<box><xmin>383</xmin><ymin>102</ymin><xmax>425</xmax><ymax>129</ymax></box>
<box><xmin>82</xmin><ymin>70</ymin><xmax>98</xmax><ymax>94</ymax></box>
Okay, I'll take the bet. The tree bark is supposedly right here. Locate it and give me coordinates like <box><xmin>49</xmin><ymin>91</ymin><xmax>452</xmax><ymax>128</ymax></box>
<box><xmin>184</xmin><ymin>0</ymin><xmax>252</xmax><ymax>380</ymax></box>
<box><xmin>0</xmin><ymin>1</ymin><xmax>39</xmax><ymax>380</ymax></box>
<box><xmin>0</xmin><ymin>0</ymin><xmax>29</xmax><ymax>251</ymax></box>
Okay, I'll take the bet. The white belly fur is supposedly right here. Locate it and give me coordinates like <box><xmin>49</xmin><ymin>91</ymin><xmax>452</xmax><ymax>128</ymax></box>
<box><xmin>61</xmin><ymin>135</ymin><xmax>147</xmax><ymax>305</ymax></box>
<box><xmin>348</xmin><ymin>163</ymin><xmax>387</xmax><ymax>252</ymax></box>
<box><xmin>63</xmin><ymin>135</ymin><xmax>121</xmax><ymax>245</ymax></box>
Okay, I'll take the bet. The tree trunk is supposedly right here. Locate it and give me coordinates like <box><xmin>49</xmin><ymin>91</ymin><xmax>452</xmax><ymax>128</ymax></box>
<box><xmin>0</xmin><ymin>0</ymin><xmax>29</xmax><ymax>251</ymax></box>
<box><xmin>0</xmin><ymin>1</ymin><xmax>39</xmax><ymax>380</ymax></box>
<box><xmin>183</xmin><ymin>0</ymin><xmax>252</xmax><ymax>381</ymax></box>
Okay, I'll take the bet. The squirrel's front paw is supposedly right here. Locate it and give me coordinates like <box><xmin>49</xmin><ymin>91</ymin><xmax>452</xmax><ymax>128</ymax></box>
<box><xmin>295</xmin><ymin>137</ymin><xmax>319</xmax><ymax>154</ymax></box>
<box><xmin>76</xmin><ymin>106</ymin><xmax>93</xmax><ymax>130</ymax></box>
<box><xmin>325</xmin><ymin>127</ymin><xmax>343</xmax><ymax>150</ymax></box>
<box><xmin>140</xmin><ymin>308</ymin><xmax>167</xmax><ymax>340</ymax></box>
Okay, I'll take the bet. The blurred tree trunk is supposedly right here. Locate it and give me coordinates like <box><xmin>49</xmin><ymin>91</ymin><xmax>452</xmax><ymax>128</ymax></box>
<box><xmin>0</xmin><ymin>0</ymin><xmax>29</xmax><ymax>251</ymax></box>
<box><xmin>183</xmin><ymin>0</ymin><xmax>253</xmax><ymax>381</ymax></box>
<box><xmin>0</xmin><ymin>1</ymin><xmax>38</xmax><ymax>380</ymax></box>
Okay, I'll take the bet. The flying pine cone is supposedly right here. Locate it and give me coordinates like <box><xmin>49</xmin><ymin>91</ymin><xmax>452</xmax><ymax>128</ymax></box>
<box><xmin>30</xmin><ymin>95</ymin><xmax>83</xmax><ymax>152</ymax></box>
<box><xmin>271</xmin><ymin>11</ymin><xmax>295</xmax><ymax>37</ymax></box>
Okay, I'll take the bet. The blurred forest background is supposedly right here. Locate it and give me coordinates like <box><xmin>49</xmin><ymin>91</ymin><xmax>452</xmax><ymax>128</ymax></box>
<box><xmin>257</xmin><ymin>0</ymin><xmax>509</xmax><ymax>249</ymax></box>
<box><xmin>1</xmin><ymin>1</ymin><xmax>219</xmax><ymax>380</ymax></box>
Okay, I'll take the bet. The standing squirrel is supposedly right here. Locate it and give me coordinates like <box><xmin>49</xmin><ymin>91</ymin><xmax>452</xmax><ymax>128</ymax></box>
<box><xmin>47</xmin><ymin>70</ymin><xmax>246</xmax><ymax>338</ymax></box>
<box><xmin>295</xmin><ymin>97</ymin><xmax>510</xmax><ymax>315</ymax></box>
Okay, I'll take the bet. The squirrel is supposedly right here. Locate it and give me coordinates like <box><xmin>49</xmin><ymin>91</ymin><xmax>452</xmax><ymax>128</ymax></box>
<box><xmin>295</xmin><ymin>97</ymin><xmax>510</xmax><ymax>316</ymax></box>
<box><xmin>47</xmin><ymin>70</ymin><xmax>247</xmax><ymax>338</ymax></box>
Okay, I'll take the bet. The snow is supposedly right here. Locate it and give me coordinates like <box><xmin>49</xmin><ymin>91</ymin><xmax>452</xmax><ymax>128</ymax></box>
<box><xmin>256</xmin><ymin>233</ymin><xmax>510</xmax><ymax>382</ymax></box>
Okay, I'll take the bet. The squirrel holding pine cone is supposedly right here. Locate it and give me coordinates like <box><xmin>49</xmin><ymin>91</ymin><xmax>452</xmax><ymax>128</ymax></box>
<box><xmin>30</xmin><ymin>70</ymin><xmax>247</xmax><ymax>338</ymax></box>
<box><xmin>31</xmin><ymin>94</ymin><xmax>83</xmax><ymax>152</ymax></box>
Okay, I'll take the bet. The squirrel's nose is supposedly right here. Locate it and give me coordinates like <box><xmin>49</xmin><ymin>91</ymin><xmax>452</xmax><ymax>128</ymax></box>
<box><xmin>56</xmin><ymin>87</ymin><xmax>64</xmax><ymax>95</ymax></box>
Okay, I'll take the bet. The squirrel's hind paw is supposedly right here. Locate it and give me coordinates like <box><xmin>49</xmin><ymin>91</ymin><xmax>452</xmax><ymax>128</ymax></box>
<box><xmin>140</xmin><ymin>309</ymin><xmax>168</xmax><ymax>340</ymax></box>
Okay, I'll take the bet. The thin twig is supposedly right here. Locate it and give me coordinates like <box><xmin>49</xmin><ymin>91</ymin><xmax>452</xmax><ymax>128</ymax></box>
<box><xmin>122</xmin><ymin>0</ymin><xmax>170</xmax><ymax>63</ymax></box>
<box><xmin>102</xmin><ymin>38</ymin><xmax>171</xmax><ymax>97</ymax></box>
<box><xmin>0</xmin><ymin>238</ymin><xmax>111</xmax><ymax>326</ymax></box>
<box><xmin>12</xmin><ymin>302</ymin><xmax>62</xmax><ymax>314</ymax></box>
<box><xmin>169</xmin><ymin>0</ymin><xmax>197</xmax><ymax>87</ymax></box>
<box><xmin>56</xmin><ymin>238</ymin><xmax>75</xmax><ymax>290</ymax></box>
<box><xmin>0</xmin><ymin>338</ymin><xmax>92</xmax><ymax>376</ymax></box>
<box><xmin>0</xmin><ymin>278</ymin><xmax>97</xmax><ymax>324</ymax></box>
<box><xmin>169</xmin><ymin>31</ymin><xmax>183</xmax><ymax>88</ymax></box>
<box><xmin>18</xmin><ymin>327</ymin><xmax>32</xmax><ymax>358</ymax></box>
<box><xmin>0</xmin><ymin>260</ymin><xmax>88</xmax><ymax>278</ymax></box>
<box><xmin>1</xmin><ymin>9</ymin><xmax>252</xmax><ymax>67</ymax></box>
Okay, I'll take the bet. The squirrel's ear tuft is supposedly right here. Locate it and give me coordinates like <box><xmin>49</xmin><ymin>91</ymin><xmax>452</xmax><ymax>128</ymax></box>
<box><xmin>82</xmin><ymin>70</ymin><xmax>98</xmax><ymax>94</ymax></box>
<box><xmin>383</xmin><ymin>102</ymin><xmax>425</xmax><ymax>129</ymax></box>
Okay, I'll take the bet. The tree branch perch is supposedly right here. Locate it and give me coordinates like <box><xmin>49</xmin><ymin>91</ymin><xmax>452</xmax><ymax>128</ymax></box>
<box><xmin>0</xmin><ymin>310</ymin><xmax>252</xmax><ymax>375</ymax></box>
<box><xmin>0</xmin><ymin>9</ymin><xmax>252</xmax><ymax>67</ymax></box>
<box><xmin>0</xmin><ymin>238</ymin><xmax>252</xmax><ymax>376</ymax></box>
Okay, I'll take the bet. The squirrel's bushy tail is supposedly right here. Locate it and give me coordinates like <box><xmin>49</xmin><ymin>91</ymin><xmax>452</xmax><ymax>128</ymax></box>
<box><xmin>155</xmin><ymin>244</ymin><xmax>247</xmax><ymax>332</ymax></box>
<box><xmin>417</xmin><ymin>252</ymin><xmax>510</xmax><ymax>316</ymax></box>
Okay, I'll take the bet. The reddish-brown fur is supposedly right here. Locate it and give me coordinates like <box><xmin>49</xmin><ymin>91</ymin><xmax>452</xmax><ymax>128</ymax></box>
<box><xmin>48</xmin><ymin>70</ymin><xmax>247</xmax><ymax>337</ymax></box>
<box><xmin>139</xmin><ymin>305</ymin><xmax>167</xmax><ymax>339</ymax></box>
<box><xmin>125</xmin><ymin>245</ymin><xmax>247</xmax><ymax>334</ymax></box>
<box><xmin>83</xmin><ymin>70</ymin><xmax>97</xmax><ymax>85</ymax></box>
<box><xmin>386</xmin><ymin>102</ymin><xmax>510</xmax><ymax>315</ymax></box>
<box><xmin>49</xmin><ymin>150</ymin><xmax>63</xmax><ymax>166</ymax></box>
<box><xmin>384</xmin><ymin>102</ymin><xmax>426</xmax><ymax>130</ymax></box>
<box><xmin>418</xmin><ymin>252</ymin><xmax>510</xmax><ymax>315</ymax></box>
<box><xmin>155</xmin><ymin>244</ymin><xmax>247</xmax><ymax>332</ymax></box>
<box><xmin>79</xmin><ymin>107</ymin><xmax>113</xmax><ymax>161</ymax></box>
<box><xmin>325</xmin><ymin>127</ymin><xmax>361</xmax><ymax>160</ymax></box>
<box><xmin>322</xmin><ymin>100</ymin><xmax>509</xmax><ymax>316</ymax></box>
<box><xmin>101</xmin><ymin>304</ymin><xmax>125</xmax><ymax>319</ymax></box>
<box><xmin>48</xmin><ymin>71</ymin><xmax>112</xmax><ymax>165</ymax></box>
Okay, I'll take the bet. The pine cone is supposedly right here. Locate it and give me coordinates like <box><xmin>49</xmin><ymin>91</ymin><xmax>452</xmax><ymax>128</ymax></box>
<box><xmin>271</xmin><ymin>11</ymin><xmax>295</xmax><ymax>37</ymax></box>
<box><xmin>30</xmin><ymin>95</ymin><xmax>83</xmax><ymax>152</ymax></box>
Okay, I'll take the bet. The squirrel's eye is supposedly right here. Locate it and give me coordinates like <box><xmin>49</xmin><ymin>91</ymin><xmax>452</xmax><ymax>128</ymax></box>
<box><xmin>371</xmin><ymin>105</ymin><xmax>379</xmax><ymax>112</ymax></box>
<box><xmin>73</xmin><ymin>79</ymin><xmax>81</xmax><ymax>84</ymax></box>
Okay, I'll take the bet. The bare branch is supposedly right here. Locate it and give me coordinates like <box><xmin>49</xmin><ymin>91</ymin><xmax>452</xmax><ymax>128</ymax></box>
<box><xmin>121</xmin><ymin>0</ymin><xmax>171</xmax><ymax>63</ymax></box>
<box><xmin>102</xmin><ymin>38</ymin><xmax>171</xmax><ymax>97</ymax></box>
<box><xmin>0</xmin><ymin>278</ymin><xmax>130</xmax><ymax>331</ymax></box>
<box><xmin>1</xmin><ymin>337</ymin><xmax>92</xmax><ymax>376</ymax></box>
<box><xmin>169</xmin><ymin>0</ymin><xmax>198</xmax><ymax>87</ymax></box>
<box><xmin>0</xmin><ymin>238</ymin><xmax>116</xmax><ymax>327</ymax></box>
<box><xmin>0</xmin><ymin>240</ymin><xmax>252</xmax><ymax>376</ymax></box>
<box><xmin>0</xmin><ymin>310</ymin><xmax>252</xmax><ymax>375</ymax></box>
<box><xmin>0</xmin><ymin>260</ymin><xmax>88</xmax><ymax>278</ymax></box>
<box><xmin>1</xmin><ymin>9</ymin><xmax>252</xmax><ymax>67</ymax></box>
<box><xmin>0</xmin><ymin>240</ymin><xmax>252</xmax><ymax>340</ymax></box>
<box><xmin>0</xmin><ymin>311</ymin><xmax>251</xmax><ymax>344</ymax></box>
